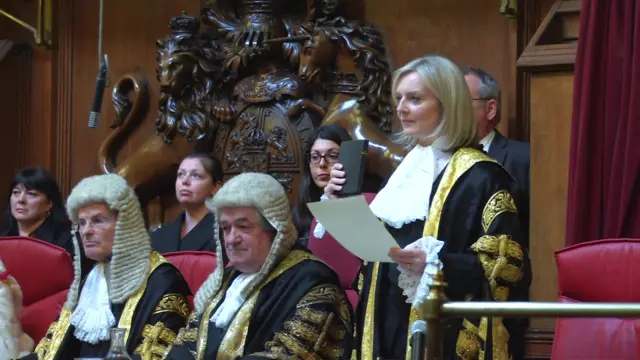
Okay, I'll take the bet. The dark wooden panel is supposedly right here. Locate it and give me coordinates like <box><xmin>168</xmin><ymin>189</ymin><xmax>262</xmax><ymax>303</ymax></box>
<box><xmin>69</xmin><ymin>0</ymin><xmax>201</xmax><ymax>190</ymax></box>
<box><xmin>363</xmin><ymin>0</ymin><xmax>518</xmax><ymax>137</ymax></box>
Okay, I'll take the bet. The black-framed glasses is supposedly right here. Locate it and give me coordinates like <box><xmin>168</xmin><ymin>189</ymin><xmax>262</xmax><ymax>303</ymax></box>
<box><xmin>308</xmin><ymin>151</ymin><xmax>340</xmax><ymax>164</ymax></box>
<box><xmin>472</xmin><ymin>97</ymin><xmax>494</xmax><ymax>102</ymax></box>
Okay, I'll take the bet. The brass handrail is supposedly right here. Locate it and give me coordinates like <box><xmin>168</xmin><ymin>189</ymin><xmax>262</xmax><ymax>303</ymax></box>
<box><xmin>0</xmin><ymin>0</ymin><xmax>53</xmax><ymax>46</ymax></box>
<box><xmin>418</xmin><ymin>264</ymin><xmax>640</xmax><ymax>360</ymax></box>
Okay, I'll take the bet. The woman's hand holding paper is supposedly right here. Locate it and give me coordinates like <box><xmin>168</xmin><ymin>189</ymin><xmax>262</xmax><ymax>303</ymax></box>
<box><xmin>389</xmin><ymin>247</ymin><xmax>426</xmax><ymax>276</ymax></box>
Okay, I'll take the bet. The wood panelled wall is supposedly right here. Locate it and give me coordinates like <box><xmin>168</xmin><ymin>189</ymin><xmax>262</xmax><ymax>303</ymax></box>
<box><xmin>1</xmin><ymin>0</ymin><xmax>568</xmax><ymax>357</ymax></box>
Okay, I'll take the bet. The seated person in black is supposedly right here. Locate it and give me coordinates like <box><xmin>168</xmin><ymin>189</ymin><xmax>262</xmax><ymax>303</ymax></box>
<box><xmin>151</xmin><ymin>153</ymin><xmax>223</xmax><ymax>253</ymax></box>
<box><xmin>0</xmin><ymin>167</ymin><xmax>74</xmax><ymax>252</ymax></box>
<box><xmin>0</xmin><ymin>167</ymin><xmax>93</xmax><ymax>274</ymax></box>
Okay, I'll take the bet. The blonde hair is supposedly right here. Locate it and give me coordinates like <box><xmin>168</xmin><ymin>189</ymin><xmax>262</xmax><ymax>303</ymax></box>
<box><xmin>391</xmin><ymin>55</ymin><xmax>477</xmax><ymax>150</ymax></box>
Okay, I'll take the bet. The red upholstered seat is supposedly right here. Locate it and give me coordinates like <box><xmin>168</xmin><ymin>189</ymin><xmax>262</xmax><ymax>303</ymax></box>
<box><xmin>163</xmin><ymin>251</ymin><xmax>217</xmax><ymax>309</ymax></box>
<box><xmin>552</xmin><ymin>238</ymin><xmax>640</xmax><ymax>359</ymax></box>
<box><xmin>0</xmin><ymin>236</ymin><xmax>74</xmax><ymax>342</ymax></box>
<box><xmin>308</xmin><ymin>193</ymin><xmax>376</xmax><ymax>310</ymax></box>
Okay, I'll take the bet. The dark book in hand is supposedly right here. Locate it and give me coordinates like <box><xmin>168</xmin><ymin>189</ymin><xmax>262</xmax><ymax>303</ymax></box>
<box><xmin>337</xmin><ymin>139</ymin><xmax>369</xmax><ymax>197</ymax></box>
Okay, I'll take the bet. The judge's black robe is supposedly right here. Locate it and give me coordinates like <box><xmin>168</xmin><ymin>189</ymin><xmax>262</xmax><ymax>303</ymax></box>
<box><xmin>23</xmin><ymin>251</ymin><xmax>191</xmax><ymax>360</ymax></box>
<box><xmin>151</xmin><ymin>212</ymin><xmax>217</xmax><ymax>254</ymax></box>
<box><xmin>165</xmin><ymin>248</ymin><xmax>354</xmax><ymax>360</ymax></box>
<box><xmin>355</xmin><ymin>148</ymin><xmax>531</xmax><ymax>360</ymax></box>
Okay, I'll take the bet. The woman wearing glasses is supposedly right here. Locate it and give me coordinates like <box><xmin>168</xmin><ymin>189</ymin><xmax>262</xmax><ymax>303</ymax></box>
<box><xmin>150</xmin><ymin>152</ymin><xmax>223</xmax><ymax>253</ymax></box>
<box><xmin>292</xmin><ymin>124</ymin><xmax>382</xmax><ymax>246</ymax></box>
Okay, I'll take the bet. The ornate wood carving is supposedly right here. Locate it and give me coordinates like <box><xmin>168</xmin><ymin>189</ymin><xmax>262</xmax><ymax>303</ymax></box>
<box><xmin>99</xmin><ymin>0</ymin><xmax>402</xmax><ymax>208</ymax></box>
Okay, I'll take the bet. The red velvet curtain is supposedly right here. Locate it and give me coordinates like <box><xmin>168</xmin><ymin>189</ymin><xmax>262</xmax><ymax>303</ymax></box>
<box><xmin>566</xmin><ymin>0</ymin><xmax>640</xmax><ymax>246</ymax></box>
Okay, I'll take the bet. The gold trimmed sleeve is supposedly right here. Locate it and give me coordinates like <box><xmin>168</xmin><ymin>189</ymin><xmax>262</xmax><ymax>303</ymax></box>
<box><xmin>152</xmin><ymin>293</ymin><xmax>190</xmax><ymax>319</ymax></box>
<box><xmin>471</xmin><ymin>234</ymin><xmax>524</xmax><ymax>301</ymax></box>
<box><xmin>481</xmin><ymin>189</ymin><xmax>518</xmax><ymax>233</ymax></box>
<box><xmin>134</xmin><ymin>322</ymin><xmax>178</xmax><ymax>360</ymax></box>
<box><xmin>249</xmin><ymin>284</ymin><xmax>353</xmax><ymax>360</ymax></box>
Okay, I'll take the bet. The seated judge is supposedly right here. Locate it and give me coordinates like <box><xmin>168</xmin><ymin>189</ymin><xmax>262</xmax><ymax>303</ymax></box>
<box><xmin>325</xmin><ymin>55</ymin><xmax>530</xmax><ymax>360</ymax></box>
<box><xmin>164</xmin><ymin>172</ymin><xmax>353</xmax><ymax>359</ymax></box>
<box><xmin>151</xmin><ymin>153</ymin><xmax>223</xmax><ymax>253</ymax></box>
<box><xmin>0</xmin><ymin>167</ymin><xmax>74</xmax><ymax>255</ymax></box>
<box><xmin>0</xmin><ymin>257</ymin><xmax>34</xmax><ymax>359</ymax></box>
<box><xmin>23</xmin><ymin>174</ymin><xmax>190</xmax><ymax>360</ymax></box>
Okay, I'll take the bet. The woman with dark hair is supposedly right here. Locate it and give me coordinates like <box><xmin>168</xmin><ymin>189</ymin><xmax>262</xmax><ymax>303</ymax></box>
<box><xmin>292</xmin><ymin>124</ymin><xmax>382</xmax><ymax>245</ymax></box>
<box><xmin>0</xmin><ymin>167</ymin><xmax>74</xmax><ymax>254</ymax></box>
<box><xmin>151</xmin><ymin>152</ymin><xmax>223</xmax><ymax>253</ymax></box>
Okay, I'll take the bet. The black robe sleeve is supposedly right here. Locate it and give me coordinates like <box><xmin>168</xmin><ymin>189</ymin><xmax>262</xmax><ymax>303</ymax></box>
<box><xmin>130</xmin><ymin>264</ymin><xmax>192</xmax><ymax>360</ymax></box>
<box><xmin>434</xmin><ymin>162</ymin><xmax>531</xmax><ymax>359</ymax></box>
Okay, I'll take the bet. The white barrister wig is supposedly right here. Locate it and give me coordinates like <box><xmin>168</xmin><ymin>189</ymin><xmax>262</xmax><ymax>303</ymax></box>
<box><xmin>64</xmin><ymin>174</ymin><xmax>151</xmax><ymax>308</ymax></box>
<box><xmin>193</xmin><ymin>172</ymin><xmax>298</xmax><ymax>315</ymax></box>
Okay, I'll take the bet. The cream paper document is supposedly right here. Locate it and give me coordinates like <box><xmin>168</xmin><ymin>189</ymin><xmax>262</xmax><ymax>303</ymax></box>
<box><xmin>307</xmin><ymin>195</ymin><xmax>398</xmax><ymax>262</ymax></box>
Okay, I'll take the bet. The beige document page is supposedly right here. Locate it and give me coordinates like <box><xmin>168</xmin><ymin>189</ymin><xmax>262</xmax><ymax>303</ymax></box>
<box><xmin>307</xmin><ymin>195</ymin><xmax>398</xmax><ymax>262</ymax></box>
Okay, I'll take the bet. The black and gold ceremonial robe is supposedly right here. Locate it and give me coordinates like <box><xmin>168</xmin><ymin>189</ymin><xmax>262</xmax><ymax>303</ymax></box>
<box><xmin>165</xmin><ymin>248</ymin><xmax>354</xmax><ymax>359</ymax></box>
<box><xmin>355</xmin><ymin>148</ymin><xmax>531</xmax><ymax>360</ymax></box>
<box><xmin>23</xmin><ymin>251</ymin><xmax>191</xmax><ymax>360</ymax></box>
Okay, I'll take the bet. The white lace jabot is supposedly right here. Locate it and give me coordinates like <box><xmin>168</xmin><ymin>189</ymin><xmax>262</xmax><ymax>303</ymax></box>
<box><xmin>369</xmin><ymin>140</ymin><xmax>452</xmax><ymax>228</ymax></box>
<box><xmin>70</xmin><ymin>265</ymin><xmax>115</xmax><ymax>344</ymax></box>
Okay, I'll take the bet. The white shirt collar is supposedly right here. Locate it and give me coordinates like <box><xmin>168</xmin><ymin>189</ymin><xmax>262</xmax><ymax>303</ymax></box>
<box><xmin>369</xmin><ymin>138</ymin><xmax>452</xmax><ymax>228</ymax></box>
<box><xmin>479</xmin><ymin>130</ymin><xmax>496</xmax><ymax>153</ymax></box>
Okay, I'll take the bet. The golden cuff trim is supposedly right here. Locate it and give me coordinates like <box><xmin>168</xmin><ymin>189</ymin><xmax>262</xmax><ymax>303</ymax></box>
<box><xmin>456</xmin><ymin>327</ymin><xmax>481</xmax><ymax>360</ymax></box>
<box><xmin>152</xmin><ymin>293</ymin><xmax>190</xmax><ymax>319</ymax></box>
<box><xmin>174</xmin><ymin>327</ymin><xmax>198</xmax><ymax>345</ymax></box>
<box><xmin>482</xmin><ymin>190</ymin><xmax>518</xmax><ymax>232</ymax></box>
<box><xmin>135</xmin><ymin>322</ymin><xmax>177</xmax><ymax>360</ymax></box>
<box><xmin>299</xmin><ymin>284</ymin><xmax>352</xmax><ymax>335</ymax></box>
<box><xmin>472</xmin><ymin>234</ymin><xmax>524</xmax><ymax>261</ymax></box>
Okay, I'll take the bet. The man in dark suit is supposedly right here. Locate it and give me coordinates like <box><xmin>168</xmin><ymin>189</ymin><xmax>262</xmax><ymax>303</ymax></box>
<box><xmin>463</xmin><ymin>67</ymin><xmax>531</xmax><ymax>245</ymax></box>
<box><xmin>464</xmin><ymin>66</ymin><xmax>532</xmax><ymax>360</ymax></box>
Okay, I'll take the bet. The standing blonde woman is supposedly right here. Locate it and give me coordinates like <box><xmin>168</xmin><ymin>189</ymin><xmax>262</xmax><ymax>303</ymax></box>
<box><xmin>0</xmin><ymin>257</ymin><xmax>34</xmax><ymax>359</ymax></box>
<box><xmin>325</xmin><ymin>55</ymin><xmax>531</xmax><ymax>360</ymax></box>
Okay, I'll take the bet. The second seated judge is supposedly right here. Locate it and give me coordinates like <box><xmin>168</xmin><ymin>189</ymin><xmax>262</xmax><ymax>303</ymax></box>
<box><xmin>164</xmin><ymin>172</ymin><xmax>353</xmax><ymax>359</ymax></box>
<box><xmin>325</xmin><ymin>55</ymin><xmax>531</xmax><ymax>360</ymax></box>
<box><xmin>22</xmin><ymin>174</ymin><xmax>190</xmax><ymax>360</ymax></box>
<box><xmin>151</xmin><ymin>153</ymin><xmax>223</xmax><ymax>253</ymax></box>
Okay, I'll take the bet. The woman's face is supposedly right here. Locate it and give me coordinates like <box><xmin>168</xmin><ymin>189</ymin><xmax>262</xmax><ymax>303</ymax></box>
<box><xmin>10</xmin><ymin>184</ymin><xmax>52</xmax><ymax>224</ymax></box>
<box><xmin>309</xmin><ymin>138</ymin><xmax>341</xmax><ymax>189</ymax></box>
<box><xmin>396</xmin><ymin>72</ymin><xmax>442</xmax><ymax>140</ymax></box>
<box><xmin>175</xmin><ymin>158</ymin><xmax>219</xmax><ymax>207</ymax></box>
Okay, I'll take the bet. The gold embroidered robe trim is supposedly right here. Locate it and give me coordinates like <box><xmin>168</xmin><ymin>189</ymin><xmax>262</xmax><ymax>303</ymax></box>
<box><xmin>31</xmin><ymin>251</ymin><xmax>167</xmax><ymax>360</ymax></box>
<box><xmin>152</xmin><ymin>293</ymin><xmax>190</xmax><ymax>319</ymax></box>
<box><xmin>134</xmin><ymin>321</ymin><xmax>178</xmax><ymax>360</ymax></box>
<box><xmin>195</xmin><ymin>249</ymin><xmax>316</xmax><ymax>360</ymax></box>
<box><xmin>119</xmin><ymin>251</ymin><xmax>168</xmax><ymax>344</ymax></box>
<box><xmin>471</xmin><ymin>234</ymin><xmax>525</xmax><ymax>300</ymax></box>
<box><xmin>253</xmin><ymin>283</ymin><xmax>350</xmax><ymax>360</ymax></box>
<box><xmin>403</xmin><ymin>148</ymin><xmax>499</xmax><ymax>360</ymax></box>
<box><xmin>481</xmin><ymin>190</ymin><xmax>518</xmax><ymax>233</ymax></box>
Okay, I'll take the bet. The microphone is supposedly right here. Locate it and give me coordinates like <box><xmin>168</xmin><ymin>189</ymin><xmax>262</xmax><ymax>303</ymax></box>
<box><xmin>410</xmin><ymin>320</ymin><xmax>427</xmax><ymax>360</ymax></box>
<box><xmin>88</xmin><ymin>55</ymin><xmax>108</xmax><ymax>129</ymax></box>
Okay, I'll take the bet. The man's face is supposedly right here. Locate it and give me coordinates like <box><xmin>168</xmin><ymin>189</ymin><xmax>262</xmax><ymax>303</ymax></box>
<box><xmin>465</xmin><ymin>74</ymin><xmax>498</xmax><ymax>139</ymax></box>
<box><xmin>219</xmin><ymin>207</ymin><xmax>274</xmax><ymax>273</ymax></box>
<box><xmin>77</xmin><ymin>203</ymin><xmax>117</xmax><ymax>263</ymax></box>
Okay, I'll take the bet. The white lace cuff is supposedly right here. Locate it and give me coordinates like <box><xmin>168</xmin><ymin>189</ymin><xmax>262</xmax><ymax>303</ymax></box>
<box><xmin>397</xmin><ymin>236</ymin><xmax>444</xmax><ymax>308</ymax></box>
<box><xmin>312</xmin><ymin>194</ymin><xmax>330</xmax><ymax>238</ymax></box>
